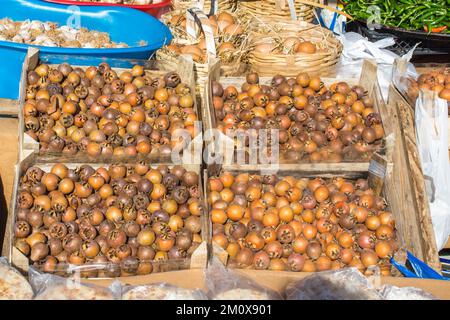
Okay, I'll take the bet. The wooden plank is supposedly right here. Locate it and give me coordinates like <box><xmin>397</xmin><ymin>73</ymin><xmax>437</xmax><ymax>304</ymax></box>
<box><xmin>220</xmin><ymin>162</ymin><xmax>369</xmax><ymax>178</ymax></box>
<box><xmin>0</xmin><ymin>100</ymin><xmax>19</xmax><ymax>116</ymax></box>
<box><xmin>0</xmin><ymin>117</ymin><xmax>19</xmax><ymax>257</ymax></box>
<box><xmin>386</xmin><ymin>85</ymin><xmax>440</xmax><ymax>271</ymax></box>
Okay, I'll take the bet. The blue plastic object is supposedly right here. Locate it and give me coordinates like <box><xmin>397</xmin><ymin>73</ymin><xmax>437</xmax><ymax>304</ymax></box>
<box><xmin>391</xmin><ymin>251</ymin><xmax>449</xmax><ymax>280</ymax></box>
<box><xmin>0</xmin><ymin>0</ymin><xmax>172</xmax><ymax>100</ymax></box>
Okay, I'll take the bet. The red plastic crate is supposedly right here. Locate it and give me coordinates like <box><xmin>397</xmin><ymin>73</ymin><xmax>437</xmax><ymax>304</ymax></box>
<box><xmin>43</xmin><ymin>0</ymin><xmax>172</xmax><ymax>18</ymax></box>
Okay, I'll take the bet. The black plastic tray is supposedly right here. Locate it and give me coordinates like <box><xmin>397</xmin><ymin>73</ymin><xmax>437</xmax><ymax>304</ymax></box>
<box><xmin>347</xmin><ymin>20</ymin><xmax>450</xmax><ymax>57</ymax></box>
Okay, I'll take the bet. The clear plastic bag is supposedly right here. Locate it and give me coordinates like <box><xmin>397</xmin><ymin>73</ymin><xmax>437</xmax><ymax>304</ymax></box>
<box><xmin>205</xmin><ymin>258</ymin><xmax>283</xmax><ymax>300</ymax></box>
<box><xmin>29</xmin><ymin>267</ymin><xmax>115</xmax><ymax>300</ymax></box>
<box><xmin>379</xmin><ymin>285</ymin><xmax>437</xmax><ymax>300</ymax></box>
<box><xmin>112</xmin><ymin>280</ymin><xmax>208</xmax><ymax>300</ymax></box>
<box><xmin>285</xmin><ymin>268</ymin><xmax>383</xmax><ymax>300</ymax></box>
<box><xmin>0</xmin><ymin>257</ymin><xmax>34</xmax><ymax>300</ymax></box>
<box><xmin>415</xmin><ymin>90</ymin><xmax>450</xmax><ymax>250</ymax></box>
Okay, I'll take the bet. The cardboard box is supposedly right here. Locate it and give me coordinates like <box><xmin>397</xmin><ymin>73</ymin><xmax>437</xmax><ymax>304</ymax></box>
<box><xmin>0</xmin><ymin>117</ymin><xmax>19</xmax><ymax>255</ymax></box>
<box><xmin>83</xmin><ymin>268</ymin><xmax>450</xmax><ymax>300</ymax></box>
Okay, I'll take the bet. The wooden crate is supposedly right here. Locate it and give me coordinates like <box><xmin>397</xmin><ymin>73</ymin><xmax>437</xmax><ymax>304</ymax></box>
<box><xmin>387</xmin><ymin>84</ymin><xmax>440</xmax><ymax>268</ymax></box>
<box><xmin>5</xmin><ymin>153</ymin><xmax>208</xmax><ymax>277</ymax></box>
<box><xmin>204</xmin><ymin>78</ymin><xmax>442</xmax><ymax>271</ymax></box>
<box><xmin>201</xmin><ymin>60</ymin><xmax>443</xmax><ymax>270</ymax></box>
<box><xmin>204</xmin><ymin>155</ymin><xmax>441</xmax><ymax>273</ymax></box>
<box><xmin>204</xmin><ymin>59</ymin><xmax>391</xmax><ymax>174</ymax></box>
<box><xmin>0</xmin><ymin>99</ymin><xmax>19</xmax><ymax>117</ymax></box>
<box><xmin>19</xmin><ymin>48</ymin><xmax>202</xmax><ymax>164</ymax></box>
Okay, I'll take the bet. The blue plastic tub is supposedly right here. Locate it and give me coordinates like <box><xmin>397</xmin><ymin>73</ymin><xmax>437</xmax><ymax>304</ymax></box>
<box><xmin>0</xmin><ymin>0</ymin><xmax>172</xmax><ymax>100</ymax></box>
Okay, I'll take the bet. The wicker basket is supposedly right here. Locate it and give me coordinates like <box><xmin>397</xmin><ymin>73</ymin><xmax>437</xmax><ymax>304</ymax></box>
<box><xmin>157</xmin><ymin>8</ymin><xmax>248</xmax><ymax>107</ymax></box>
<box><xmin>238</xmin><ymin>0</ymin><xmax>318</xmax><ymax>23</ymax></box>
<box><xmin>156</xmin><ymin>47</ymin><xmax>209</xmax><ymax>99</ymax></box>
<box><xmin>247</xmin><ymin>20</ymin><xmax>342</xmax><ymax>77</ymax></box>
<box><xmin>171</xmin><ymin>0</ymin><xmax>236</xmax><ymax>12</ymax></box>
<box><xmin>161</xmin><ymin>9</ymin><xmax>250</xmax><ymax>47</ymax></box>
<box><xmin>157</xmin><ymin>47</ymin><xmax>245</xmax><ymax>104</ymax></box>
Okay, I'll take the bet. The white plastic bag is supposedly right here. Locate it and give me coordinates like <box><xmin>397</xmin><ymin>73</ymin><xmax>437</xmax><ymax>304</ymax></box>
<box><xmin>205</xmin><ymin>258</ymin><xmax>283</xmax><ymax>300</ymax></box>
<box><xmin>29</xmin><ymin>267</ymin><xmax>115</xmax><ymax>300</ymax></box>
<box><xmin>0</xmin><ymin>257</ymin><xmax>34</xmax><ymax>300</ymax></box>
<box><xmin>415</xmin><ymin>91</ymin><xmax>450</xmax><ymax>250</ymax></box>
<box><xmin>380</xmin><ymin>285</ymin><xmax>437</xmax><ymax>300</ymax></box>
<box><xmin>285</xmin><ymin>268</ymin><xmax>438</xmax><ymax>300</ymax></box>
<box><xmin>111</xmin><ymin>280</ymin><xmax>208</xmax><ymax>300</ymax></box>
<box><xmin>336</xmin><ymin>32</ymin><xmax>416</xmax><ymax>101</ymax></box>
<box><xmin>285</xmin><ymin>268</ymin><xmax>383</xmax><ymax>300</ymax></box>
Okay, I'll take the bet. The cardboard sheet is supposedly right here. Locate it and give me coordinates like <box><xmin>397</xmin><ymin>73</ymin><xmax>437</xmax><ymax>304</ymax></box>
<box><xmin>0</xmin><ymin>117</ymin><xmax>18</xmax><ymax>256</ymax></box>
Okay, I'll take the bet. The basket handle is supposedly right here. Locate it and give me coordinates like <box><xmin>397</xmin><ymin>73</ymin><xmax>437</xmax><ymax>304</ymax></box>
<box><xmin>187</xmin><ymin>7</ymin><xmax>217</xmax><ymax>59</ymax></box>
<box><xmin>295</xmin><ymin>0</ymin><xmax>353</xmax><ymax>20</ymax></box>
<box><xmin>275</xmin><ymin>0</ymin><xmax>353</xmax><ymax>21</ymax></box>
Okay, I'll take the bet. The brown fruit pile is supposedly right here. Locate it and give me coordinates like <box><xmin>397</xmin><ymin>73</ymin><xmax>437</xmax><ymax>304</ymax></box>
<box><xmin>15</xmin><ymin>163</ymin><xmax>202</xmax><ymax>277</ymax></box>
<box><xmin>211</xmin><ymin>72</ymin><xmax>385</xmax><ymax>163</ymax></box>
<box><xmin>208</xmin><ymin>172</ymin><xmax>398</xmax><ymax>274</ymax></box>
<box><xmin>406</xmin><ymin>68</ymin><xmax>450</xmax><ymax>114</ymax></box>
<box><xmin>23</xmin><ymin>62</ymin><xmax>197</xmax><ymax>158</ymax></box>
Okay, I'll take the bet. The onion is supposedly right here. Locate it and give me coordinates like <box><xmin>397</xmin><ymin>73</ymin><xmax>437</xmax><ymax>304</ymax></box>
<box><xmin>218</xmin><ymin>42</ymin><xmax>235</xmax><ymax>54</ymax></box>
<box><xmin>283</xmin><ymin>37</ymin><xmax>300</xmax><ymax>52</ymax></box>
<box><xmin>296</xmin><ymin>41</ymin><xmax>317</xmax><ymax>54</ymax></box>
<box><xmin>218</xmin><ymin>20</ymin><xmax>232</xmax><ymax>33</ymax></box>
<box><xmin>224</xmin><ymin>24</ymin><xmax>243</xmax><ymax>36</ymax></box>
<box><xmin>180</xmin><ymin>45</ymin><xmax>203</xmax><ymax>57</ymax></box>
<box><xmin>254</xmin><ymin>43</ymin><xmax>275</xmax><ymax>54</ymax></box>
<box><xmin>217</xmin><ymin>12</ymin><xmax>235</xmax><ymax>24</ymax></box>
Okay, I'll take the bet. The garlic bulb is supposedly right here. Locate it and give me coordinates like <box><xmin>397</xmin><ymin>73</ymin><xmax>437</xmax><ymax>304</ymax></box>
<box><xmin>0</xmin><ymin>17</ymin><xmax>130</xmax><ymax>48</ymax></box>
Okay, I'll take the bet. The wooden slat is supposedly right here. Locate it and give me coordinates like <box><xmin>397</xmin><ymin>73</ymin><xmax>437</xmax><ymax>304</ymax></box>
<box><xmin>0</xmin><ymin>100</ymin><xmax>19</xmax><ymax>116</ymax></box>
<box><xmin>386</xmin><ymin>85</ymin><xmax>440</xmax><ymax>271</ymax></box>
<box><xmin>220</xmin><ymin>162</ymin><xmax>369</xmax><ymax>178</ymax></box>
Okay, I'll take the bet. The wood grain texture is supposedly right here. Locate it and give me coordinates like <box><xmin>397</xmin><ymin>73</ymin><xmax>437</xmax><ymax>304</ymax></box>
<box><xmin>0</xmin><ymin>100</ymin><xmax>19</xmax><ymax>116</ymax></box>
<box><xmin>387</xmin><ymin>85</ymin><xmax>440</xmax><ymax>271</ymax></box>
<box><xmin>0</xmin><ymin>117</ymin><xmax>19</xmax><ymax>256</ymax></box>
